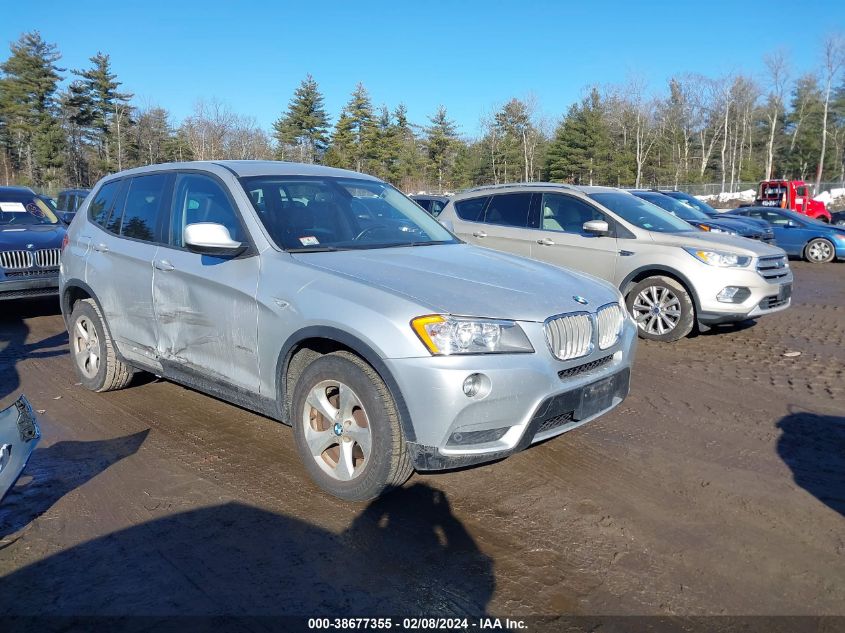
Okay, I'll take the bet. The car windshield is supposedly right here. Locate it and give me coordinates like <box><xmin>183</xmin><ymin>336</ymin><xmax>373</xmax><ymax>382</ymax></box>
<box><xmin>589</xmin><ymin>192</ymin><xmax>695</xmax><ymax>233</ymax></box>
<box><xmin>665</xmin><ymin>191</ymin><xmax>718</xmax><ymax>215</ymax></box>
<box><xmin>634</xmin><ymin>192</ymin><xmax>709</xmax><ymax>222</ymax></box>
<box><xmin>0</xmin><ymin>193</ymin><xmax>60</xmax><ymax>225</ymax></box>
<box><xmin>240</xmin><ymin>176</ymin><xmax>458</xmax><ymax>251</ymax></box>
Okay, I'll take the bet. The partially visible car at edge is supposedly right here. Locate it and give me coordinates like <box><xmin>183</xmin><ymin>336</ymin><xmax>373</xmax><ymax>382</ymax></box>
<box><xmin>831</xmin><ymin>210</ymin><xmax>845</xmax><ymax>226</ymax></box>
<box><xmin>437</xmin><ymin>183</ymin><xmax>793</xmax><ymax>343</ymax></box>
<box><xmin>729</xmin><ymin>206</ymin><xmax>845</xmax><ymax>263</ymax></box>
<box><xmin>0</xmin><ymin>185</ymin><xmax>65</xmax><ymax>300</ymax></box>
<box><xmin>661</xmin><ymin>190</ymin><xmax>775</xmax><ymax>236</ymax></box>
<box><xmin>410</xmin><ymin>194</ymin><xmax>450</xmax><ymax>217</ymax></box>
<box><xmin>55</xmin><ymin>188</ymin><xmax>91</xmax><ymax>223</ymax></box>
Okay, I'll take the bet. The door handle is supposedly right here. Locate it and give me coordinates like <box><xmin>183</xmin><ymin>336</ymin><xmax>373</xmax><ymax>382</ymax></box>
<box><xmin>154</xmin><ymin>259</ymin><xmax>175</xmax><ymax>272</ymax></box>
<box><xmin>92</xmin><ymin>242</ymin><xmax>109</xmax><ymax>253</ymax></box>
<box><xmin>537</xmin><ymin>238</ymin><xmax>555</xmax><ymax>246</ymax></box>
<box><xmin>472</xmin><ymin>231</ymin><xmax>487</xmax><ymax>238</ymax></box>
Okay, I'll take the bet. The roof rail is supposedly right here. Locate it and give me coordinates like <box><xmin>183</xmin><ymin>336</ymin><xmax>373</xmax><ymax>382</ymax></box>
<box><xmin>461</xmin><ymin>182</ymin><xmax>578</xmax><ymax>194</ymax></box>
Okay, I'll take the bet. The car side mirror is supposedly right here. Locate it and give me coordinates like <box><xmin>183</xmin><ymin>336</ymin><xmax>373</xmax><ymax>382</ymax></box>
<box><xmin>184</xmin><ymin>223</ymin><xmax>246</xmax><ymax>257</ymax></box>
<box><xmin>784</xmin><ymin>220</ymin><xmax>798</xmax><ymax>228</ymax></box>
<box><xmin>583</xmin><ymin>220</ymin><xmax>609</xmax><ymax>235</ymax></box>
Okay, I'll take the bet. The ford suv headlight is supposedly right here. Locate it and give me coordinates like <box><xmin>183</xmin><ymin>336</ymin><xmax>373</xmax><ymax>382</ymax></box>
<box><xmin>411</xmin><ymin>315</ymin><xmax>534</xmax><ymax>355</ymax></box>
<box><xmin>684</xmin><ymin>248</ymin><xmax>751</xmax><ymax>268</ymax></box>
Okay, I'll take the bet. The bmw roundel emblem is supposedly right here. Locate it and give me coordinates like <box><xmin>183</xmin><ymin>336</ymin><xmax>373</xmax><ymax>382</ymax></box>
<box><xmin>26</xmin><ymin>243</ymin><xmax>34</xmax><ymax>249</ymax></box>
<box><xmin>573</xmin><ymin>295</ymin><xmax>589</xmax><ymax>305</ymax></box>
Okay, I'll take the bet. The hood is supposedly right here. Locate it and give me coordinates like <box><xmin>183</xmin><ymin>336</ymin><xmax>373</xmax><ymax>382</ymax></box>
<box><xmin>292</xmin><ymin>244</ymin><xmax>620</xmax><ymax>322</ymax></box>
<box><xmin>648</xmin><ymin>230</ymin><xmax>784</xmax><ymax>257</ymax></box>
<box><xmin>0</xmin><ymin>224</ymin><xmax>65</xmax><ymax>251</ymax></box>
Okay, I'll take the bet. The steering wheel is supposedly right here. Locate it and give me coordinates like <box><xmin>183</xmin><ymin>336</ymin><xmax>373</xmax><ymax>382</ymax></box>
<box><xmin>354</xmin><ymin>225</ymin><xmax>389</xmax><ymax>241</ymax></box>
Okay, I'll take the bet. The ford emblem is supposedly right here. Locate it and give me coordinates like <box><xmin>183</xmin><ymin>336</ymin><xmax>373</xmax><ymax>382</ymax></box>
<box><xmin>573</xmin><ymin>295</ymin><xmax>589</xmax><ymax>305</ymax></box>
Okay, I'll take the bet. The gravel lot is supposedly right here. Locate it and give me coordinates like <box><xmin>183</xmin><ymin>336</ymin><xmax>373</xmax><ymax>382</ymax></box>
<box><xmin>0</xmin><ymin>261</ymin><xmax>843</xmax><ymax>618</ymax></box>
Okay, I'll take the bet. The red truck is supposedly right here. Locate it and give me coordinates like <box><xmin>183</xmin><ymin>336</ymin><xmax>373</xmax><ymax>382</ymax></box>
<box><xmin>756</xmin><ymin>179</ymin><xmax>832</xmax><ymax>223</ymax></box>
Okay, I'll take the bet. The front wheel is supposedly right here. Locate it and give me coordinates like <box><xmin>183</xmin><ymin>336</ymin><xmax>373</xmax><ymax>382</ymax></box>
<box><xmin>626</xmin><ymin>276</ymin><xmax>695</xmax><ymax>343</ymax></box>
<box><xmin>804</xmin><ymin>238</ymin><xmax>835</xmax><ymax>264</ymax></box>
<box><xmin>291</xmin><ymin>351</ymin><xmax>413</xmax><ymax>501</ymax></box>
<box><xmin>69</xmin><ymin>298</ymin><xmax>134</xmax><ymax>392</ymax></box>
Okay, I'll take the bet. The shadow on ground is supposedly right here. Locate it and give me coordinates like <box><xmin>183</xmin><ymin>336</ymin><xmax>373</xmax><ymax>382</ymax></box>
<box><xmin>0</xmin><ymin>430</ymin><xmax>150</xmax><ymax>540</ymax></box>
<box><xmin>776</xmin><ymin>410</ymin><xmax>845</xmax><ymax>517</ymax></box>
<box><xmin>0</xmin><ymin>298</ymin><xmax>67</xmax><ymax>402</ymax></box>
<box><xmin>0</xmin><ymin>482</ymin><xmax>494</xmax><ymax>617</ymax></box>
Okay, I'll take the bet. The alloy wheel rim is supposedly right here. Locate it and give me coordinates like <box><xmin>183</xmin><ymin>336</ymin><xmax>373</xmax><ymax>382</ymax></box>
<box><xmin>302</xmin><ymin>380</ymin><xmax>371</xmax><ymax>482</ymax></box>
<box><xmin>632</xmin><ymin>286</ymin><xmax>681</xmax><ymax>336</ymax></box>
<box><xmin>72</xmin><ymin>316</ymin><xmax>100</xmax><ymax>378</ymax></box>
<box><xmin>808</xmin><ymin>241</ymin><xmax>831</xmax><ymax>262</ymax></box>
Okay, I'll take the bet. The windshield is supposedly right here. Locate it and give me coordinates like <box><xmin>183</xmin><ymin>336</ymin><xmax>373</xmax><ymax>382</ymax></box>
<box><xmin>633</xmin><ymin>192</ymin><xmax>709</xmax><ymax>222</ymax></box>
<box><xmin>589</xmin><ymin>192</ymin><xmax>695</xmax><ymax>233</ymax></box>
<box><xmin>665</xmin><ymin>191</ymin><xmax>717</xmax><ymax>215</ymax></box>
<box><xmin>0</xmin><ymin>194</ymin><xmax>60</xmax><ymax>226</ymax></box>
<box><xmin>240</xmin><ymin>176</ymin><xmax>458</xmax><ymax>251</ymax></box>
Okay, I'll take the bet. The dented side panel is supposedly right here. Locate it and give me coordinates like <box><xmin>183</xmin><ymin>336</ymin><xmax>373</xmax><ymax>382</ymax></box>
<box><xmin>152</xmin><ymin>247</ymin><xmax>261</xmax><ymax>392</ymax></box>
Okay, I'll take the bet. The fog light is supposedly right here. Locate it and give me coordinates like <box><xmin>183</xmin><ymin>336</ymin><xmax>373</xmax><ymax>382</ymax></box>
<box><xmin>463</xmin><ymin>373</ymin><xmax>482</xmax><ymax>397</ymax></box>
<box><xmin>717</xmin><ymin>286</ymin><xmax>750</xmax><ymax>303</ymax></box>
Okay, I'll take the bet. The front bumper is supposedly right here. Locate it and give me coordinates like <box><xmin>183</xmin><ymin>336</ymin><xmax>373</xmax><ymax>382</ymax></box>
<box><xmin>0</xmin><ymin>274</ymin><xmax>59</xmax><ymax>301</ymax></box>
<box><xmin>0</xmin><ymin>396</ymin><xmax>41</xmax><ymax>503</ymax></box>
<box><xmin>386</xmin><ymin>319</ymin><xmax>637</xmax><ymax>471</ymax></box>
<box><xmin>695</xmin><ymin>264</ymin><xmax>794</xmax><ymax>325</ymax></box>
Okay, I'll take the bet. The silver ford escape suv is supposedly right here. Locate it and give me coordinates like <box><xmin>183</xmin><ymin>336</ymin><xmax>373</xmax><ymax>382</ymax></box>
<box><xmin>59</xmin><ymin>161</ymin><xmax>637</xmax><ymax>500</ymax></box>
<box><xmin>438</xmin><ymin>184</ymin><xmax>793</xmax><ymax>342</ymax></box>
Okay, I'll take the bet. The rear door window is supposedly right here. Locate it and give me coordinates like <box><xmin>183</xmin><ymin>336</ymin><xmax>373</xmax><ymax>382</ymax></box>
<box><xmin>118</xmin><ymin>174</ymin><xmax>170</xmax><ymax>242</ymax></box>
<box><xmin>484</xmin><ymin>193</ymin><xmax>532</xmax><ymax>228</ymax></box>
<box><xmin>454</xmin><ymin>196</ymin><xmax>489</xmax><ymax>222</ymax></box>
<box><xmin>89</xmin><ymin>181</ymin><xmax>121</xmax><ymax>228</ymax></box>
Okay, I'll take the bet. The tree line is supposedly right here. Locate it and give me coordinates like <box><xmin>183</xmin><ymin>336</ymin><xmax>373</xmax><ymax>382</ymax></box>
<box><xmin>1</xmin><ymin>30</ymin><xmax>843</xmax><ymax>195</ymax></box>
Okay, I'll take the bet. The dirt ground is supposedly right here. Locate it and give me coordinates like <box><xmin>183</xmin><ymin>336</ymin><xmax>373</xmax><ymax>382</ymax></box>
<box><xmin>0</xmin><ymin>262</ymin><xmax>842</xmax><ymax>619</ymax></box>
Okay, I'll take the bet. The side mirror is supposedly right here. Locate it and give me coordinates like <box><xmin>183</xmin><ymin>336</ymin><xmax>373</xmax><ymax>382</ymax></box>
<box><xmin>583</xmin><ymin>220</ymin><xmax>609</xmax><ymax>235</ymax></box>
<box><xmin>784</xmin><ymin>220</ymin><xmax>798</xmax><ymax>228</ymax></box>
<box><xmin>439</xmin><ymin>219</ymin><xmax>455</xmax><ymax>232</ymax></box>
<box><xmin>184</xmin><ymin>223</ymin><xmax>246</xmax><ymax>257</ymax></box>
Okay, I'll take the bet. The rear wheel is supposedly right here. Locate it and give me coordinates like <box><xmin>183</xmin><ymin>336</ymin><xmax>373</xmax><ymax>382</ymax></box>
<box><xmin>804</xmin><ymin>238</ymin><xmax>835</xmax><ymax>263</ymax></box>
<box><xmin>69</xmin><ymin>298</ymin><xmax>134</xmax><ymax>392</ymax></box>
<box><xmin>291</xmin><ymin>351</ymin><xmax>413</xmax><ymax>501</ymax></box>
<box><xmin>626</xmin><ymin>276</ymin><xmax>695</xmax><ymax>343</ymax></box>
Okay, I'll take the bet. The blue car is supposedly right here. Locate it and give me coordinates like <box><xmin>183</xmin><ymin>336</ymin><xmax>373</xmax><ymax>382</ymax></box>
<box><xmin>661</xmin><ymin>190</ymin><xmax>776</xmax><ymax>236</ymax></box>
<box><xmin>631</xmin><ymin>190</ymin><xmax>776</xmax><ymax>243</ymax></box>
<box><xmin>0</xmin><ymin>186</ymin><xmax>66</xmax><ymax>300</ymax></box>
<box><xmin>730</xmin><ymin>207</ymin><xmax>845</xmax><ymax>264</ymax></box>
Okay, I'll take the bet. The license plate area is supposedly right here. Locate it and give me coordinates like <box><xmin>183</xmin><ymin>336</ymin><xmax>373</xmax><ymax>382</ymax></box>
<box><xmin>576</xmin><ymin>375</ymin><xmax>616</xmax><ymax>421</ymax></box>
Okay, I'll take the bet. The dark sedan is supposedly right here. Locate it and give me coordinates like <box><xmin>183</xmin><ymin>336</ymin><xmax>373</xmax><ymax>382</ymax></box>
<box><xmin>730</xmin><ymin>207</ymin><xmax>845</xmax><ymax>264</ymax></box>
<box><xmin>631</xmin><ymin>190</ymin><xmax>775</xmax><ymax>243</ymax></box>
<box><xmin>0</xmin><ymin>186</ymin><xmax>66</xmax><ymax>300</ymax></box>
<box><xmin>661</xmin><ymin>190</ymin><xmax>775</xmax><ymax>235</ymax></box>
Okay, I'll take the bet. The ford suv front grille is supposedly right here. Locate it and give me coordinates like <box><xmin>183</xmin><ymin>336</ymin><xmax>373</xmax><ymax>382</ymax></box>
<box><xmin>757</xmin><ymin>255</ymin><xmax>789</xmax><ymax>280</ymax></box>
<box><xmin>0</xmin><ymin>248</ymin><xmax>60</xmax><ymax>271</ymax></box>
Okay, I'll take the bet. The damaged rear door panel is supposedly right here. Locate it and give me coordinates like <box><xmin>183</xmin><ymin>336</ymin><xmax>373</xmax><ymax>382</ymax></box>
<box><xmin>152</xmin><ymin>172</ymin><xmax>260</xmax><ymax>392</ymax></box>
<box><xmin>0</xmin><ymin>396</ymin><xmax>41</xmax><ymax>502</ymax></box>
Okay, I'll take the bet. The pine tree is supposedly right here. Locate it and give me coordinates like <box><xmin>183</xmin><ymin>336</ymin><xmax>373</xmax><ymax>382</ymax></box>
<box><xmin>545</xmin><ymin>89</ymin><xmax>612</xmax><ymax>185</ymax></box>
<box><xmin>273</xmin><ymin>74</ymin><xmax>329</xmax><ymax>163</ymax></box>
<box><xmin>784</xmin><ymin>74</ymin><xmax>825</xmax><ymax>180</ymax></box>
<box><xmin>424</xmin><ymin>105</ymin><xmax>459</xmax><ymax>192</ymax></box>
<box><xmin>325</xmin><ymin>83</ymin><xmax>376</xmax><ymax>172</ymax></box>
<box><xmin>73</xmin><ymin>52</ymin><xmax>133</xmax><ymax>174</ymax></box>
<box><xmin>0</xmin><ymin>31</ymin><xmax>65</xmax><ymax>187</ymax></box>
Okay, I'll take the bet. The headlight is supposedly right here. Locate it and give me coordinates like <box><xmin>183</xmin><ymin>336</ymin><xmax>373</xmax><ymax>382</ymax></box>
<box><xmin>833</xmin><ymin>233</ymin><xmax>845</xmax><ymax>242</ymax></box>
<box><xmin>684</xmin><ymin>248</ymin><xmax>751</xmax><ymax>268</ymax></box>
<box><xmin>411</xmin><ymin>315</ymin><xmax>534</xmax><ymax>355</ymax></box>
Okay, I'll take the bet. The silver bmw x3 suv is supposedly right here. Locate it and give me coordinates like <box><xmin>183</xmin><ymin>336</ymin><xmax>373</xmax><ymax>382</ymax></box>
<box><xmin>59</xmin><ymin>161</ymin><xmax>636</xmax><ymax>500</ymax></box>
<box><xmin>438</xmin><ymin>184</ymin><xmax>793</xmax><ymax>342</ymax></box>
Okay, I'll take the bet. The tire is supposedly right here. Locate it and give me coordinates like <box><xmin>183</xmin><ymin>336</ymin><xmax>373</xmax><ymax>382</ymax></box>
<box><xmin>291</xmin><ymin>351</ymin><xmax>413</xmax><ymax>501</ymax></box>
<box><xmin>69</xmin><ymin>298</ymin><xmax>134</xmax><ymax>392</ymax></box>
<box><xmin>804</xmin><ymin>238</ymin><xmax>835</xmax><ymax>264</ymax></box>
<box><xmin>625</xmin><ymin>276</ymin><xmax>695</xmax><ymax>343</ymax></box>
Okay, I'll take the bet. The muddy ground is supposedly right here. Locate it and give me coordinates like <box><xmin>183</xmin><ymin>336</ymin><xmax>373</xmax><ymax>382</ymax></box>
<box><xmin>0</xmin><ymin>262</ymin><xmax>842</xmax><ymax>620</ymax></box>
